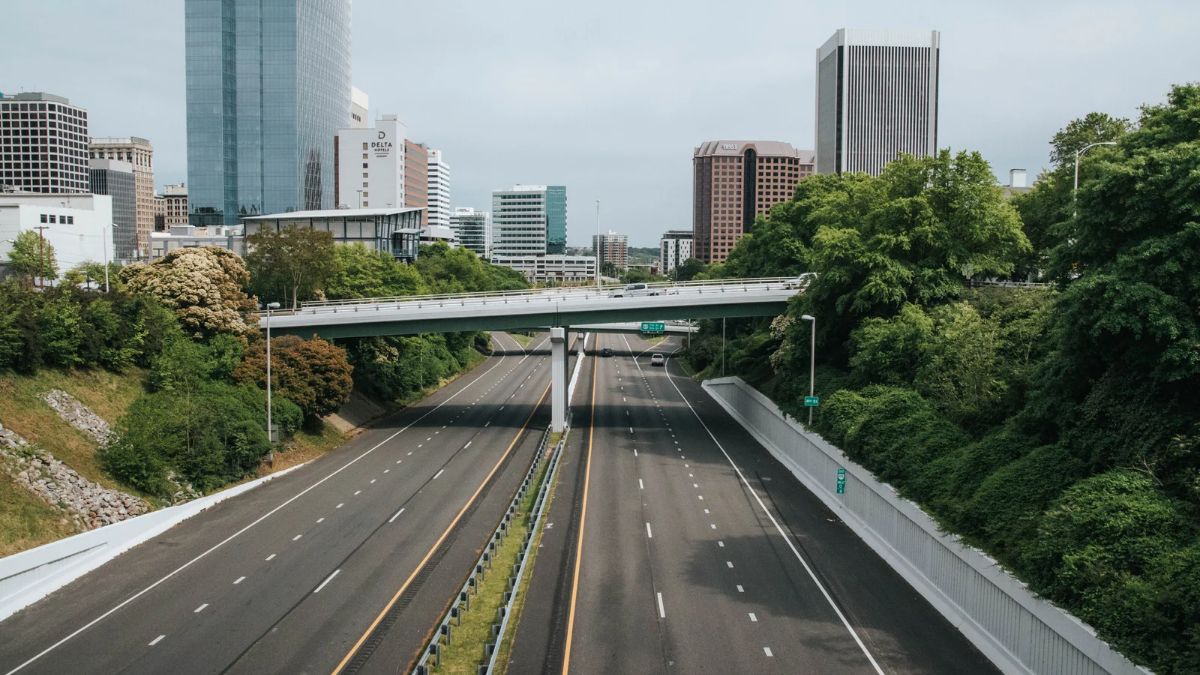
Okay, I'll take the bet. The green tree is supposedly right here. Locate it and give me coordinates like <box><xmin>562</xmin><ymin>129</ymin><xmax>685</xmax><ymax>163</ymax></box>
<box><xmin>325</xmin><ymin>243</ymin><xmax>425</xmax><ymax>299</ymax></box>
<box><xmin>413</xmin><ymin>242</ymin><xmax>528</xmax><ymax>293</ymax></box>
<box><xmin>672</xmin><ymin>257</ymin><xmax>708</xmax><ymax>282</ymax></box>
<box><xmin>245</xmin><ymin>225</ymin><xmax>338</xmax><ymax>308</ymax></box>
<box><xmin>7</xmin><ymin>230</ymin><xmax>57</xmax><ymax>284</ymax></box>
<box><xmin>120</xmin><ymin>247</ymin><xmax>258</xmax><ymax>338</ymax></box>
<box><xmin>1048</xmin><ymin>112</ymin><xmax>1133</xmax><ymax>168</ymax></box>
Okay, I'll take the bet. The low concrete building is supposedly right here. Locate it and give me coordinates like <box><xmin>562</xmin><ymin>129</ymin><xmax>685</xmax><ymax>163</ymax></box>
<box><xmin>491</xmin><ymin>254</ymin><xmax>596</xmax><ymax>285</ymax></box>
<box><xmin>242</xmin><ymin>207</ymin><xmax>424</xmax><ymax>262</ymax></box>
<box><xmin>0</xmin><ymin>193</ymin><xmax>114</xmax><ymax>276</ymax></box>
<box><xmin>149</xmin><ymin>224</ymin><xmax>240</xmax><ymax>259</ymax></box>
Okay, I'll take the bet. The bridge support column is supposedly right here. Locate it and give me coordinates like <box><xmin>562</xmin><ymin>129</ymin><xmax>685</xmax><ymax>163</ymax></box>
<box><xmin>550</xmin><ymin>327</ymin><xmax>567</xmax><ymax>433</ymax></box>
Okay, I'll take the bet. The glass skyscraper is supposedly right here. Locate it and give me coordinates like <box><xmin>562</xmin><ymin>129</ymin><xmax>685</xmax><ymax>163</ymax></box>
<box><xmin>185</xmin><ymin>0</ymin><xmax>351</xmax><ymax>225</ymax></box>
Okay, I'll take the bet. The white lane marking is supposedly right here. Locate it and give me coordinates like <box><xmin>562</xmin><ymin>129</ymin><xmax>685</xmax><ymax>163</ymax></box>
<box><xmin>293</xmin><ymin>534</ymin><xmax>303</xmax><ymax>541</ymax></box>
<box><xmin>313</xmin><ymin>569</ymin><xmax>341</xmax><ymax>593</ymax></box>
<box><xmin>336</xmin><ymin>503</ymin><xmax>344</xmax><ymax>509</ymax></box>
<box><xmin>354</xmin><ymin>490</ymin><xmax>362</xmax><ymax>496</ymax></box>
<box><xmin>418</xmin><ymin>444</ymin><xmax>423</xmax><ymax>448</ymax></box>
<box><xmin>726</xmin><ymin>561</ymin><xmax>734</xmax><ymax>569</ymax></box>
<box><xmin>265</xmin><ymin>554</ymin><xmax>276</xmax><ymax>561</ymax></box>
<box><xmin>370</xmin><ymin>479</ymin><xmax>376</xmax><ymax>484</ymax></box>
<box><xmin>645</xmin><ymin>522</ymin><xmax>653</xmax><ymax>539</ymax></box>
<box><xmin>718</xmin><ymin>540</ymin><xmax>724</xmax><ymax>547</ymax></box>
<box><xmin>193</xmin><ymin>603</ymin><xmax>208</xmax><ymax>614</ymax></box>
<box><xmin>629</xmin><ymin>427</ymin><xmax>633</xmax><ymax>434</ymax></box>
<box><xmin>316</xmin><ymin>517</ymin><xmax>325</xmax><ymax>523</ymax></box>
<box><xmin>464</xmin><ymin>441</ymin><xmax>472</xmax><ymax>449</ymax></box>
<box><xmin>426</xmin><ymin>437</ymin><xmax>432</xmax><ymax>442</ymax></box>
<box><xmin>485</xmin><ymin>421</ymin><xmax>491</xmax><ymax>427</ymax></box>
<box><xmin>633</xmin><ymin>448</ymin><xmax>638</xmax><ymax>457</ymax></box>
<box><xmin>442</xmin><ymin>425</ymin><xmax>447</xmax><ymax>430</ymax></box>
<box><xmin>389</xmin><ymin>507</ymin><xmax>406</xmax><ymax>523</ymax></box>
<box><xmin>384</xmin><ymin>469</ymin><xmax>390</xmax><ymax>474</ymax></box>
<box><xmin>656</xmin><ymin>592</ymin><xmax>666</xmax><ymax>619</ymax></box>
<box><xmin>749</xmin><ymin>612</ymin><xmax>758</xmax><ymax>622</ymax></box>
<box><xmin>433</xmin><ymin>469</ymin><xmax>445</xmax><ymax>480</ymax></box>
<box><xmin>764</xmin><ymin>647</ymin><xmax>774</xmax><ymax>657</ymax></box>
<box><xmin>148</xmin><ymin>635</ymin><xmax>165</xmax><ymax>646</ymax></box>
<box><xmin>408</xmin><ymin>451</ymin><xmax>413</xmax><ymax>456</ymax></box>
<box><xmin>396</xmin><ymin>459</ymin><xmax>402</xmax><ymax>464</ymax></box>
<box><xmin>639</xmin><ymin>479</ymin><xmax>644</xmax><ymax>490</ymax></box>
<box><xmin>710</xmin><ymin>524</ymin><xmax>717</xmax><ymax>530</ymax></box>
<box><xmin>658</xmin><ymin>341</ymin><xmax>886</xmax><ymax>675</ymax></box>
<box><xmin>689</xmin><ymin>473</ymin><xmax>694</xmax><ymax>478</ymax></box>
<box><xmin>737</xmin><ymin>584</ymin><xmax>745</xmax><ymax>593</ymax></box>
<box><xmin>1</xmin><ymin>343</ymin><xmax>522</xmax><ymax>675</ymax></box>
<box><xmin>233</xmin><ymin>576</ymin><xmax>246</xmax><ymax>585</ymax></box>
<box><xmin>698</xmin><ymin>495</ymin><xmax>704</xmax><ymax>501</ymax></box>
<box><xmin>693</xmin><ymin>483</ymin><xmax>699</xmax><ymax>488</ymax></box>
<box><xmin>704</xmin><ymin>509</ymin><xmax>710</xmax><ymax>514</ymax></box>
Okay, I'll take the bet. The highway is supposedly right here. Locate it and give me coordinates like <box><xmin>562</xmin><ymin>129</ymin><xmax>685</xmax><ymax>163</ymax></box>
<box><xmin>508</xmin><ymin>333</ymin><xmax>998</xmax><ymax>674</ymax></box>
<box><xmin>0</xmin><ymin>333</ymin><xmax>566</xmax><ymax>675</ymax></box>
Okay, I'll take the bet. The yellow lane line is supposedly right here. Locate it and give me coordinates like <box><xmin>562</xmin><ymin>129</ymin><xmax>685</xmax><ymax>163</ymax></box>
<box><xmin>560</xmin><ymin>351</ymin><xmax>598</xmax><ymax>675</ymax></box>
<box><xmin>331</xmin><ymin>385</ymin><xmax>550</xmax><ymax>675</ymax></box>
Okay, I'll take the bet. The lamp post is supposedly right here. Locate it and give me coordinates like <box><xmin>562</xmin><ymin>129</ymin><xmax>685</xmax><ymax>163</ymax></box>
<box><xmin>1073</xmin><ymin>141</ymin><xmax>1117</xmax><ymax>217</ymax></box>
<box><xmin>264</xmin><ymin>301</ymin><xmax>281</xmax><ymax>462</ymax></box>
<box><xmin>594</xmin><ymin>200</ymin><xmax>601</xmax><ymax>290</ymax></box>
<box><xmin>103</xmin><ymin>222</ymin><xmax>116</xmax><ymax>292</ymax></box>
<box><xmin>801</xmin><ymin>314</ymin><xmax>816</xmax><ymax>426</ymax></box>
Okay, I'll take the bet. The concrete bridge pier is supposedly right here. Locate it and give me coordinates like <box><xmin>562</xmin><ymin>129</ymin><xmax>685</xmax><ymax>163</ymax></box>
<box><xmin>550</xmin><ymin>326</ymin><xmax>569</xmax><ymax>433</ymax></box>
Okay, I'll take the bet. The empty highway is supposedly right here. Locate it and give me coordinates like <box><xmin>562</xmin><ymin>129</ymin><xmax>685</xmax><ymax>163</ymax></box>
<box><xmin>0</xmin><ymin>333</ymin><xmax>568</xmax><ymax>675</ymax></box>
<box><xmin>508</xmin><ymin>334</ymin><xmax>997</xmax><ymax>674</ymax></box>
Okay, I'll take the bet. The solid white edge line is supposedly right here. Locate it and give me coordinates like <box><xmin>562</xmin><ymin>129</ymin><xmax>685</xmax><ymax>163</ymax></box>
<box><xmin>2</xmin><ymin>347</ymin><xmax>519</xmax><ymax>675</ymax></box>
<box><xmin>313</xmin><ymin>569</ymin><xmax>340</xmax><ymax>594</ymax></box>
<box><xmin>652</xmin><ymin>337</ymin><xmax>886</xmax><ymax>675</ymax></box>
<box><xmin>656</xmin><ymin>592</ymin><xmax>666</xmax><ymax>619</ymax></box>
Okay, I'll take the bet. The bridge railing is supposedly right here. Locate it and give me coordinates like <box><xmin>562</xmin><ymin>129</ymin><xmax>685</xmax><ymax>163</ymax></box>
<box><xmin>263</xmin><ymin>275</ymin><xmax>812</xmax><ymax>317</ymax></box>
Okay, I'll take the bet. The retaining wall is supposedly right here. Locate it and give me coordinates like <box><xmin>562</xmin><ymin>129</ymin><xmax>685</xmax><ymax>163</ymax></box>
<box><xmin>703</xmin><ymin>377</ymin><xmax>1149</xmax><ymax>675</ymax></box>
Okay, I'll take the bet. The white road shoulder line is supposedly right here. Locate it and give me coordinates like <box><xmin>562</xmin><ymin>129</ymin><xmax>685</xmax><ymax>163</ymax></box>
<box><xmin>656</xmin><ymin>592</ymin><xmax>666</xmax><ymax>618</ymax></box>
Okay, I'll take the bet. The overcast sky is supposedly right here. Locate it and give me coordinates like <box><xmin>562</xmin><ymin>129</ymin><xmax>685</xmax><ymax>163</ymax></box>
<box><xmin>3</xmin><ymin>0</ymin><xmax>1197</xmax><ymax>246</ymax></box>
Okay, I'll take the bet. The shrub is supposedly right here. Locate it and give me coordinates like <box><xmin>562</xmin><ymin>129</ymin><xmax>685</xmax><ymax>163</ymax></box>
<box><xmin>234</xmin><ymin>335</ymin><xmax>353</xmax><ymax>419</ymax></box>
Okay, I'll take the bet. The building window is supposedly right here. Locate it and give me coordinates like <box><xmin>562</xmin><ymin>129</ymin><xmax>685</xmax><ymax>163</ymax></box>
<box><xmin>362</xmin><ymin>163</ymin><xmax>368</xmax><ymax>169</ymax></box>
<box><xmin>40</xmin><ymin>214</ymin><xmax>47</xmax><ymax>223</ymax></box>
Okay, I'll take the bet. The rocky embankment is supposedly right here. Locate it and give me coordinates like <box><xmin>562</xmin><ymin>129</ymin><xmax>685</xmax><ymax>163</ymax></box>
<box><xmin>0</xmin><ymin>392</ymin><xmax>148</xmax><ymax>530</ymax></box>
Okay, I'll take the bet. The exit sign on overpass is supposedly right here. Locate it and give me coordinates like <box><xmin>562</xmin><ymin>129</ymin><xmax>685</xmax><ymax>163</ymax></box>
<box><xmin>640</xmin><ymin>322</ymin><xmax>665</xmax><ymax>335</ymax></box>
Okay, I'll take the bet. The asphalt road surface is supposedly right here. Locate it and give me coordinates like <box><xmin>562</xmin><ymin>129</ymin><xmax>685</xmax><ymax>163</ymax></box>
<box><xmin>0</xmin><ymin>333</ymin><xmax>568</xmax><ymax>675</ymax></box>
<box><xmin>509</xmin><ymin>333</ymin><xmax>998</xmax><ymax>675</ymax></box>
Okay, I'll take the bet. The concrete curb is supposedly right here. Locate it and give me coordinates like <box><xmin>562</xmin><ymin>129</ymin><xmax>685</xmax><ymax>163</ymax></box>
<box><xmin>0</xmin><ymin>462</ymin><xmax>308</xmax><ymax>623</ymax></box>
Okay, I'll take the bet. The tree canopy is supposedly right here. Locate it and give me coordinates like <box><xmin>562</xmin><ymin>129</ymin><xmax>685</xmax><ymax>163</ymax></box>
<box><xmin>245</xmin><ymin>225</ymin><xmax>338</xmax><ymax>308</ymax></box>
<box><xmin>7</xmin><ymin>230</ymin><xmax>57</xmax><ymax>284</ymax></box>
<box><xmin>120</xmin><ymin>247</ymin><xmax>258</xmax><ymax>338</ymax></box>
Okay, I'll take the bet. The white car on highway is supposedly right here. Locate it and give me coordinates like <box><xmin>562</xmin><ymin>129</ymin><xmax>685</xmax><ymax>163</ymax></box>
<box><xmin>609</xmin><ymin>282</ymin><xmax>661</xmax><ymax>298</ymax></box>
<box><xmin>650</xmin><ymin>353</ymin><xmax>665</xmax><ymax>367</ymax></box>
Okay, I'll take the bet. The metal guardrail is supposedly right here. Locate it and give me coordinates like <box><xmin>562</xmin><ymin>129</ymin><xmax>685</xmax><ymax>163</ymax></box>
<box><xmin>412</xmin><ymin>415</ymin><xmax>571</xmax><ymax>675</ymax></box>
<box><xmin>261</xmin><ymin>276</ymin><xmax>813</xmax><ymax>318</ymax></box>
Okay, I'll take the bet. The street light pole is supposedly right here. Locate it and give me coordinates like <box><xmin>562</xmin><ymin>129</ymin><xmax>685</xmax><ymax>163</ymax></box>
<box><xmin>721</xmin><ymin>317</ymin><xmax>726</xmax><ymax>377</ymax></box>
<box><xmin>265</xmin><ymin>301</ymin><xmax>281</xmax><ymax>463</ymax></box>
<box><xmin>594</xmin><ymin>199</ymin><xmax>601</xmax><ymax>290</ymax></box>
<box><xmin>1073</xmin><ymin>141</ymin><xmax>1118</xmax><ymax>218</ymax></box>
<box><xmin>801</xmin><ymin>314</ymin><xmax>816</xmax><ymax>426</ymax></box>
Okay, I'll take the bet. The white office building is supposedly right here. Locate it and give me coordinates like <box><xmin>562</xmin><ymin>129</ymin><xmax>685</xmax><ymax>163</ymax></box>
<box><xmin>450</xmin><ymin>207</ymin><xmax>490</xmax><ymax>258</ymax></box>
<box><xmin>659</xmin><ymin>230</ymin><xmax>694</xmax><ymax>274</ymax></box>
<box><xmin>0</xmin><ymin>193</ymin><xmax>114</xmax><ymax>275</ymax></box>
<box><xmin>816</xmin><ymin>29</ymin><xmax>940</xmax><ymax>176</ymax></box>
<box><xmin>491</xmin><ymin>254</ymin><xmax>596</xmax><ymax>285</ymax></box>
<box><xmin>427</xmin><ymin>149</ymin><xmax>451</xmax><ymax>228</ymax></box>
<box><xmin>350</xmin><ymin>86</ymin><xmax>369</xmax><ymax>128</ymax></box>
<box><xmin>491</xmin><ymin>185</ymin><xmax>567</xmax><ymax>257</ymax></box>
<box><xmin>335</xmin><ymin>114</ymin><xmax>406</xmax><ymax>210</ymax></box>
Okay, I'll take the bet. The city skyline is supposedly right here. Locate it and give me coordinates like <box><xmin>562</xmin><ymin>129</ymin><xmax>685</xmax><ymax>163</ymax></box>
<box><xmin>2</xmin><ymin>0</ymin><xmax>1197</xmax><ymax>246</ymax></box>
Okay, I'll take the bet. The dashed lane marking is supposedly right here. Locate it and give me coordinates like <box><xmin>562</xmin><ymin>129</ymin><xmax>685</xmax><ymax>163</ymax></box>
<box><xmin>313</xmin><ymin>569</ymin><xmax>340</xmax><ymax>594</ymax></box>
<box><xmin>148</xmin><ymin>635</ymin><xmax>165</xmax><ymax>646</ymax></box>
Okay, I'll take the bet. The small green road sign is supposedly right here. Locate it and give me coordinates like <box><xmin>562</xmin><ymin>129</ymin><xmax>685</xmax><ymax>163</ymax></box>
<box><xmin>640</xmin><ymin>322</ymin><xmax>665</xmax><ymax>335</ymax></box>
<box><xmin>836</xmin><ymin>468</ymin><xmax>846</xmax><ymax>494</ymax></box>
<box><xmin>804</xmin><ymin>395</ymin><xmax>820</xmax><ymax>407</ymax></box>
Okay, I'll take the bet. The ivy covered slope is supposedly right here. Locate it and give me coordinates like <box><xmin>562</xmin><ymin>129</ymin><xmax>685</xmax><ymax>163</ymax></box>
<box><xmin>681</xmin><ymin>84</ymin><xmax>1200</xmax><ymax>674</ymax></box>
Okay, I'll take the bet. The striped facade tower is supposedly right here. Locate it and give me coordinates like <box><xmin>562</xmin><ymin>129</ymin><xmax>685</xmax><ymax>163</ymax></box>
<box><xmin>816</xmin><ymin>29</ymin><xmax>940</xmax><ymax>176</ymax></box>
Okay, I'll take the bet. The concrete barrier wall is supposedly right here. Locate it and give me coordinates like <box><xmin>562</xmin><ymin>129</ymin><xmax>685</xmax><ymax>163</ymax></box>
<box><xmin>0</xmin><ymin>463</ymin><xmax>305</xmax><ymax>623</ymax></box>
<box><xmin>703</xmin><ymin>377</ymin><xmax>1149</xmax><ymax>675</ymax></box>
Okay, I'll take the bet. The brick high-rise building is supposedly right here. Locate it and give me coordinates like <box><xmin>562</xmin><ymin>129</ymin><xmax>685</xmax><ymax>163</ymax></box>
<box><xmin>404</xmin><ymin>140</ymin><xmax>428</xmax><ymax>227</ymax></box>
<box><xmin>0</xmin><ymin>92</ymin><xmax>89</xmax><ymax>194</ymax></box>
<box><xmin>592</xmin><ymin>230</ymin><xmax>628</xmax><ymax>270</ymax></box>
<box><xmin>692</xmin><ymin>140</ymin><xmax>814</xmax><ymax>264</ymax></box>
<box><xmin>90</xmin><ymin>137</ymin><xmax>155</xmax><ymax>256</ymax></box>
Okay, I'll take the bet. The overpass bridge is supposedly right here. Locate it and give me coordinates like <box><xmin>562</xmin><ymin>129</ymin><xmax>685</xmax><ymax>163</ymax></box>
<box><xmin>261</xmin><ymin>276</ymin><xmax>811</xmax><ymax>431</ymax></box>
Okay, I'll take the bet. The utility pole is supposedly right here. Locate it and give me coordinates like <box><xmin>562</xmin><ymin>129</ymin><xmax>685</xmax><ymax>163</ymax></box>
<box><xmin>34</xmin><ymin>225</ymin><xmax>49</xmax><ymax>289</ymax></box>
<box><xmin>594</xmin><ymin>200</ymin><xmax>601</xmax><ymax>290</ymax></box>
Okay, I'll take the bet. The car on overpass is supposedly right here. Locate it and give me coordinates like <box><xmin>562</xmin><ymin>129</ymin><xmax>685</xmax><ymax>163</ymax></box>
<box><xmin>609</xmin><ymin>282</ymin><xmax>660</xmax><ymax>298</ymax></box>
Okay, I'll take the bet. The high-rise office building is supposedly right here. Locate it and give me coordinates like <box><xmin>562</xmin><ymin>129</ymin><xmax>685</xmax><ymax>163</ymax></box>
<box><xmin>491</xmin><ymin>185</ymin><xmax>567</xmax><ymax>257</ymax></box>
<box><xmin>0</xmin><ymin>92</ymin><xmax>89</xmax><ymax>194</ymax></box>
<box><xmin>659</xmin><ymin>230</ymin><xmax>694</xmax><ymax>275</ymax></box>
<box><xmin>816</xmin><ymin>29</ymin><xmax>940</xmax><ymax>176</ymax></box>
<box><xmin>692</xmin><ymin>141</ymin><xmax>814</xmax><ymax>264</ymax></box>
<box><xmin>335</xmin><ymin>114</ymin><xmax>406</xmax><ymax>209</ymax></box>
<box><xmin>450</xmin><ymin>207</ymin><xmax>489</xmax><ymax>258</ymax></box>
<box><xmin>350</xmin><ymin>86</ymin><xmax>369</xmax><ymax>128</ymax></box>
<box><xmin>404</xmin><ymin>140</ymin><xmax>428</xmax><ymax>227</ymax></box>
<box><xmin>184</xmin><ymin>0</ymin><xmax>352</xmax><ymax>225</ymax></box>
<box><xmin>427</xmin><ymin>150</ymin><xmax>451</xmax><ymax>228</ymax></box>
<box><xmin>592</xmin><ymin>230</ymin><xmax>629</xmax><ymax>270</ymax></box>
<box><xmin>90</xmin><ymin>137</ymin><xmax>155</xmax><ymax>256</ymax></box>
<box><xmin>88</xmin><ymin>159</ymin><xmax>137</xmax><ymax>260</ymax></box>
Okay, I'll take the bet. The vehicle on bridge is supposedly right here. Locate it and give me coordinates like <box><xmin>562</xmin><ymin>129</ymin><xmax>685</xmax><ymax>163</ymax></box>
<box><xmin>610</xmin><ymin>282</ymin><xmax>660</xmax><ymax>298</ymax></box>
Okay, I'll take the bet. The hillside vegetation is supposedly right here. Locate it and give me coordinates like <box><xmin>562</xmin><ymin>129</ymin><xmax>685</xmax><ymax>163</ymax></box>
<box><xmin>682</xmin><ymin>85</ymin><xmax>1200</xmax><ymax>673</ymax></box>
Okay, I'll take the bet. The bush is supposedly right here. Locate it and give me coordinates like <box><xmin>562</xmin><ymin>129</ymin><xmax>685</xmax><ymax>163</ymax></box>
<box><xmin>234</xmin><ymin>335</ymin><xmax>353</xmax><ymax>419</ymax></box>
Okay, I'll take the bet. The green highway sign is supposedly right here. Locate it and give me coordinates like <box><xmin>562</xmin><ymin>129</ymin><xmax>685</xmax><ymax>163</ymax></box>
<box><xmin>640</xmin><ymin>322</ymin><xmax>665</xmax><ymax>335</ymax></box>
<box><xmin>836</xmin><ymin>467</ymin><xmax>846</xmax><ymax>494</ymax></box>
<box><xmin>804</xmin><ymin>395</ymin><xmax>820</xmax><ymax>407</ymax></box>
